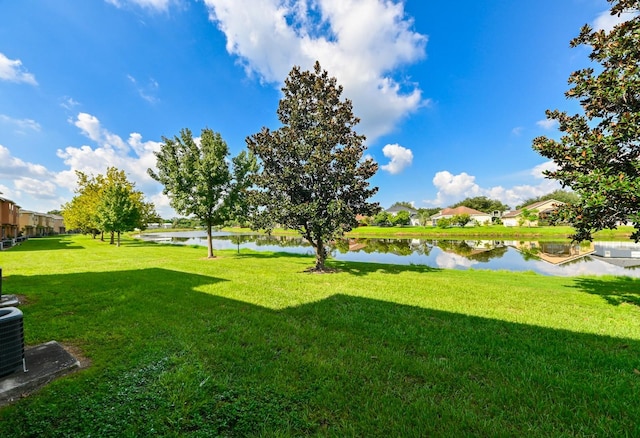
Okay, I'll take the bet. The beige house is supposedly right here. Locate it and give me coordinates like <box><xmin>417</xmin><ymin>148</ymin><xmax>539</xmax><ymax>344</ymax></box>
<box><xmin>430</xmin><ymin>206</ymin><xmax>492</xmax><ymax>226</ymax></box>
<box><xmin>19</xmin><ymin>210</ymin><xmax>39</xmax><ymax>237</ymax></box>
<box><xmin>502</xmin><ymin>199</ymin><xmax>564</xmax><ymax>227</ymax></box>
<box><xmin>19</xmin><ymin>211</ymin><xmax>64</xmax><ymax>236</ymax></box>
<box><xmin>51</xmin><ymin>214</ymin><xmax>65</xmax><ymax>234</ymax></box>
<box><xmin>1</xmin><ymin>196</ymin><xmax>21</xmax><ymax>241</ymax></box>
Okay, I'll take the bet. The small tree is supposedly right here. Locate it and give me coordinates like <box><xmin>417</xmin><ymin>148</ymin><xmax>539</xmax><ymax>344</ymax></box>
<box><xmin>373</xmin><ymin>211</ymin><xmax>392</xmax><ymax>227</ymax></box>
<box><xmin>452</xmin><ymin>213</ymin><xmax>472</xmax><ymax>227</ymax></box>
<box><xmin>62</xmin><ymin>171</ymin><xmax>103</xmax><ymax>237</ymax></box>
<box><xmin>518</xmin><ymin>208</ymin><xmax>538</xmax><ymax>227</ymax></box>
<box><xmin>247</xmin><ymin>61</ymin><xmax>379</xmax><ymax>271</ymax></box>
<box><xmin>96</xmin><ymin>167</ymin><xmax>156</xmax><ymax>246</ymax></box>
<box><xmin>532</xmin><ymin>0</ymin><xmax>640</xmax><ymax>241</ymax></box>
<box><xmin>417</xmin><ymin>207</ymin><xmax>441</xmax><ymax>226</ymax></box>
<box><xmin>63</xmin><ymin>168</ymin><xmax>156</xmax><ymax>243</ymax></box>
<box><xmin>437</xmin><ymin>217</ymin><xmax>452</xmax><ymax>228</ymax></box>
<box><xmin>391</xmin><ymin>210</ymin><xmax>411</xmax><ymax>226</ymax></box>
<box><xmin>149</xmin><ymin>128</ymin><xmax>256</xmax><ymax>258</ymax></box>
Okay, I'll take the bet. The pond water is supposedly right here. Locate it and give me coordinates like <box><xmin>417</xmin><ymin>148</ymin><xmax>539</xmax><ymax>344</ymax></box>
<box><xmin>137</xmin><ymin>231</ymin><xmax>640</xmax><ymax>277</ymax></box>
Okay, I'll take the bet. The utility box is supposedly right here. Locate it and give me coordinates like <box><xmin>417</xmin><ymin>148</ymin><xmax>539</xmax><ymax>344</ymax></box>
<box><xmin>0</xmin><ymin>307</ymin><xmax>25</xmax><ymax>377</ymax></box>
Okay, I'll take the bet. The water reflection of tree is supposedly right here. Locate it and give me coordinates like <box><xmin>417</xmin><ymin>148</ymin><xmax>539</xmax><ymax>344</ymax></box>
<box><xmin>437</xmin><ymin>240</ymin><xmax>472</xmax><ymax>256</ymax></box>
<box><xmin>466</xmin><ymin>246</ymin><xmax>508</xmax><ymax>262</ymax></box>
<box><xmin>433</xmin><ymin>240</ymin><xmax>508</xmax><ymax>262</ymax></box>
<box><xmin>517</xmin><ymin>244</ymin><xmax>541</xmax><ymax>262</ymax></box>
<box><xmin>335</xmin><ymin>238</ymin><xmax>432</xmax><ymax>257</ymax></box>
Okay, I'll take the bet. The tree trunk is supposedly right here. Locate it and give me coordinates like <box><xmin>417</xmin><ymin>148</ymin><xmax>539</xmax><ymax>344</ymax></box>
<box><xmin>314</xmin><ymin>239</ymin><xmax>326</xmax><ymax>271</ymax></box>
<box><xmin>206</xmin><ymin>224</ymin><xmax>215</xmax><ymax>258</ymax></box>
<box><xmin>110</xmin><ymin>231</ymin><xmax>115</xmax><ymax>245</ymax></box>
<box><xmin>117</xmin><ymin>231</ymin><xmax>121</xmax><ymax>247</ymax></box>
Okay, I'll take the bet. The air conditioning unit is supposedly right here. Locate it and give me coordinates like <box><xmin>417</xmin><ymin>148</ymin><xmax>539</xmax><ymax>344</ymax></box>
<box><xmin>0</xmin><ymin>307</ymin><xmax>25</xmax><ymax>377</ymax></box>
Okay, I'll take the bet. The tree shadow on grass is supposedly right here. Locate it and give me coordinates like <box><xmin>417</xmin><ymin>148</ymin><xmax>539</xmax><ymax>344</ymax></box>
<box><xmin>1</xmin><ymin>273</ymin><xmax>638</xmax><ymax>436</ymax></box>
<box><xmin>327</xmin><ymin>259</ymin><xmax>441</xmax><ymax>276</ymax></box>
<box><xmin>233</xmin><ymin>252</ymin><xmax>442</xmax><ymax>276</ymax></box>
<box><xmin>1</xmin><ymin>261</ymin><xmax>640</xmax><ymax>437</ymax></box>
<box><xmin>570</xmin><ymin>276</ymin><xmax>640</xmax><ymax>306</ymax></box>
<box><xmin>8</xmin><ymin>236</ymin><xmax>84</xmax><ymax>252</ymax></box>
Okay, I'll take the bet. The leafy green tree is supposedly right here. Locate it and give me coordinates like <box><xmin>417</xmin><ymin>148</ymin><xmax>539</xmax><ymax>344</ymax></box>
<box><xmin>63</xmin><ymin>168</ymin><xmax>156</xmax><ymax>242</ymax></box>
<box><xmin>391</xmin><ymin>210</ymin><xmax>411</xmax><ymax>226</ymax></box>
<box><xmin>437</xmin><ymin>217</ymin><xmax>452</xmax><ymax>228</ymax></box>
<box><xmin>518</xmin><ymin>208</ymin><xmax>538</xmax><ymax>227</ymax></box>
<box><xmin>532</xmin><ymin>0</ymin><xmax>640</xmax><ymax>242</ymax></box>
<box><xmin>451</xmin><ymin>196</ymin><xmax>508</xmax><ymax>214</ymax></box>
<box><xmin>417</xmin><ymin>207</ymin><xmax>441</xmax><ymax>226</ymax></box>
<box><xmin>373</xmin><ymin>211</ymin><xmax>392</xmax><ymax>227</ymax></box>
<box><xmin>149</xmin><ymin>128</ymin><xmax>256</xmax><ymax>258</ymax></box>
<box><xmin>452</xmin><ymin>213</ymin><xmax>472</xmax><ymax>227</ymax></box>
<box><xmin>95</xmin><ymin>168</ymin><xmax>141</xmax><ymax>246</ymax></box>
<box><xmin>62</xmin><ymin>171</ymin><xmax>104</xmax><ymax>237</ymax></box>
<box><xmin>247</xmin><ymin>61</ymin><xmax>379</xmax><ymax>271</ymax></box>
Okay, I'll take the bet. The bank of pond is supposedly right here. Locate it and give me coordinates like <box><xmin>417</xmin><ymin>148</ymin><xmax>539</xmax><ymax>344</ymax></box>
<box><xmin>136</xmin><ymin>231</ymin><xmax>640</xmax><ymax>278</ymax></box>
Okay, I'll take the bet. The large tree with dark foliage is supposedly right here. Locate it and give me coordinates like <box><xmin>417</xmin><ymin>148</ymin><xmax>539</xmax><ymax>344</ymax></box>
<box><xmin>451</xmin><ymin>196</ymin><xmax>509</xmax><ymax>214</ymax></box>
<box><xmin>247</xmin><ymin>61</ymin><xmax>379</xmax><ymax>271</ymax></box>
<box><xmin>149</xmin><ymin>128</ymin><xmax>256</xmax><ymax>258</ymax></box>
<box><xmin>533</xmin><ymin>0</ymin><xmax>640</xmax><ymax>241</ymax></box>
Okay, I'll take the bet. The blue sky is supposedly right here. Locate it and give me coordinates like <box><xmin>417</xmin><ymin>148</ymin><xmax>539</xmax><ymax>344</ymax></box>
<box><xmin>0</xmin><ymin>0</ymin><xmax>634</xmax><ymax>218</ymax></box>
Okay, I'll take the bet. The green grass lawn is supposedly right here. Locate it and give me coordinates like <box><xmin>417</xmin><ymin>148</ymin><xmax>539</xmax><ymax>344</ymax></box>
<box><xmin>220</xmin><ymin>224</ymin><xmax>636</xmax><ymax>240</ymax></box>
<box><xmin>1</xmin><ymin>235</ymin><xmax>639</xmax><ymax>436</ymax></box>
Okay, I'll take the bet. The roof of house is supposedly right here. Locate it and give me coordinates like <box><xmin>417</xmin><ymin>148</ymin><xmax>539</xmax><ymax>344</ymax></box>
<box><xmin>432</xmin><ymin>206</ymin><xmax>488</xmax><ymax>218</ymax></box>
<box><xmin>502</xmin><ymin>199</ymin><xmax>564</xmax><ymax>218</ymax></box>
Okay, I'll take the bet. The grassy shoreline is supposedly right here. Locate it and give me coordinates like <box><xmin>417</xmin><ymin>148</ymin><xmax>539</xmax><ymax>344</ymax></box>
<box><xmin>215</xmin><ymin>225</ymin><xmax>635</xmax><ymax>240</ymax></box>
<box><xmin>1</xmin><ymin>235</ymin><xmax>639</xmax><ymax>436</ymax></box>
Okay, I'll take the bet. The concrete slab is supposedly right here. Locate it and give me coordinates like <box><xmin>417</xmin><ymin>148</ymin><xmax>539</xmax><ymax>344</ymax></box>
<box><xmin>0</xmin><ymin>341</ymin><xmax>80</xmax><ymax>407</ymax></box>
<box><xmin>0</xmin><ymin>295</ymin><xmax>20</xmax><ymax>308</ymax></box>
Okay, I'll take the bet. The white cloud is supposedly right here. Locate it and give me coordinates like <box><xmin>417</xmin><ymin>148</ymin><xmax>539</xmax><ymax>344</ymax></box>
<box><xmin>0</xmin><ymin>114</ymin><xmax>41</xmax><ymax>133</ymax></box>
<box><xmin>61</xmin><ymin>113</ymin><xmax>163</xmax><ymax>185</ymax></box>
<box><xmin>593</xmin><ymin>9</ymin><xmax>639</xmax><ymax>32</ymax></box>
<box><xmin>435</xmin><ymin>252</ymin><xmax>478</xmax><ymax>270</ymax></box>
<box><xmin>1</xmin><ymin>114</ymin><xmax>170</xmax><ymax>215</ymax></box>
<box><xmin>0</xmin><ymin>145</ymin><xmax>64</xmax><ymax>211</ymax></box>
<box><xmin>0</xmin><ymin>144</ymin><xmax>50</xmax><ymax>178</ymax></box>
<box><xmin>511</xmin><ymin>126</ymin><xmax>523</xmax><ymax>136</ymax></box>
<box><xmin>56</xmin><ymin>112</ymin><xmax>171</xmax><ymax>215</ymax></box>
<box><xmin>531</xmin><ymin>160</ymin><xmax>557</xmax><ymax>178</ymax></box>
<box><xmin>106</xmin><ymin>0</ymin><xmax>174</xmax><ymax>12</ymax></box>
<box><xmin>203</xmin><ymin>0</ymin><xmax>427</xmax><ymax>142</ymax></box>
<box><xmin>380</xmin><ymin>143</ymin><xmax>413</xmax><ymax>174</ymax></box>
<box><xmin>0</xmin><ymin>183</ymin><xmax>11</xmax><ymax>198</ymax></box>
<box><xmin>128</xmin><ymin>74</ymin><xmax>160</xmax><ymax>103</ymax></box>
<box><xmin>424</xmin><ymin>166</ymin><xmax>561</xmax><ymax>209</ymax></box>
<box><xmin>536</xmin><ymin>119</ymin><xmax>558</xmax><ymax>130</ymax></box>
<box><xmin>0</xmin><ymin>52</ymin><xmax>38</xmax><ymax>85</ymax></box>
<box><xmin>14</xmin><ymin>177</ymin><xmax>58</xmax><ymax>199</ymax></box>
<box><xmin>60</xmin><ymin>96</ymin><xmax>80</xmax><ymax>110</ymax></box>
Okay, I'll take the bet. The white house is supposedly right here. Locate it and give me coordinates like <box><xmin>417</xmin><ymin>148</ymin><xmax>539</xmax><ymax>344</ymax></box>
<box><xmin>430</xmin><ymin>206</ymin><xmax>492</xmax><ymax>226</ymax></box>
<box><xmin>501</xmin><ymin>199</ymin><xmax>564</xmax><ymax>227</ymax></box>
